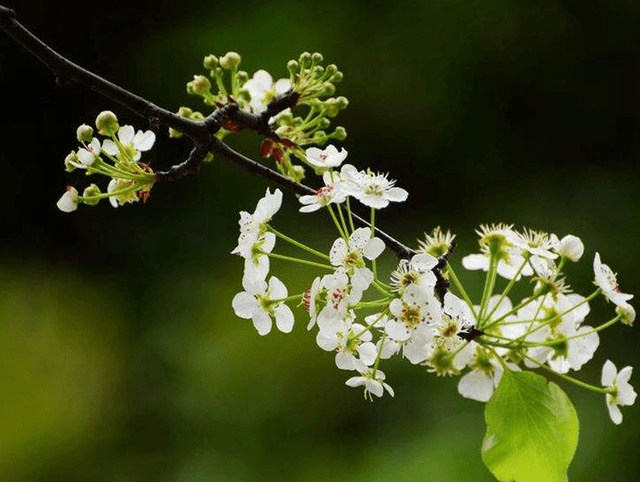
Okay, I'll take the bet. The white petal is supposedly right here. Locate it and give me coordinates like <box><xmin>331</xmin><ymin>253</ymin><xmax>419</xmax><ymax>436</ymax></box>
<box><xmin>602</xmin><ymin>360</ymin><xmax>617</xmax><ymax>386</ymax></box>
<box><xmin>462</xmin><ymin>254</ymin><xmax>489</xmax><ymax>271</ymax></box>
<box><xmin>274</xmin><ymin>304</ymin><xmax>294</xmax><ymax>333</ymax></box>
<box><xmin>231</xmin><ymin>292</ymin><xmax>258</xmax><ymax>319</ymax></box>
<box><xmin>102</xmin><ymin>139</ymin><xmax>119</xmax><ymax>156</ymax></box>
<box><xmin>268</xmin><ymin>276</ymin><xmax>288</xmax><ymax>299</ymax></box>
<box><xmin>364</xmin><ymin>237</ymin><xmax>385</xmax><ymax>260</ymax></box>
<box><xmin>335</xmin><ymin>352</ymin><xmax>356</xmax><ymax>370</ymax></box>
<box><xmin>385</xmin><ymin>187</ymin><xmax>408</xmax><ymax>202</ymax></box>
<box><xmin>385</xmin><ymin>320</ymin><xmax>411</xmax><ymax>341</ymax></box>
<box><xmin>458</xmin><ymin>370</ymin><xmax>495</xmax><ymax>402</ymax></box>
<box><xmin>357</xmin><ymin>342</ymin><xmax>378</xmax><ymax>366</ymax></box>
<box><xmin>133</xmin><ymin>130</ymin><xmax>156</xmax><ymax>151</ymax></box>
<box><xmin>252</xmin><ymin>311</ymin><xmax>272</xmax><ymax>336</ymax></box>
<box><xmin>607</xmin><ymin>401</ymin><xmax>623</xmax><ymax>425</ymax></box>
<box><xmin>118</xmin><ymin>125</ymin><xmax>135</xmax><ymax>144</ymax></box>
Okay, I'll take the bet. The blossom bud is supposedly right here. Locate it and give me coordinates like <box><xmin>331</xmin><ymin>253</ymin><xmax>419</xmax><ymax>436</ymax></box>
<box><xmin>237</xmin><ymin>70</ymin><xmax>249</xmax><ymax>84</ymax></box>
<box><xmin>311</xmin><ymin>52</ymin><xmax>324</xmax><ymax>64</ymax></box>
<box><xmin>56</xmin><ymin>186</ymin><xmax>78</xmax><ymax>213</ymax></box>
<box><xmin>95</xmin><ymin>111</ymin><xmax>119</xmax><ymax>136</ymax></box>
<box><xmin>332</xmin><ymin>126</ymin><xmax>347</xmax><ymax>141</ymax></box>
<box><xmin>64</xmin><ymin>151</ymin><xmax>78</xmax><ymax>172</ymax></box>
<box><xmin>220</xmin><ymin>52</ymin><xmax>241</xmax><ymax>70</ymax></box>
<box><xmin>169</xmin><ymin>128</ymin><xmax>183</xmax><ymax>139</ymax></box>
<box><xmin>187</xmin><ymin>75</ymin><xmax>211</xmax><ymax>95</ymax></box>
<box><xmin>76</xmin><ymin>124</ymin><xmax>94</xmax><ymax>143</ymax></box>
<box><xmin>559</xmin><ymin>235</ymin><xmax>584</xmax><ymax>262</ymax></box>
<box><xmin>331</xmin><ymin>71</ymin><xmax>344</xmax><ymax>83</ymax></box>
<box><xmin>312</xmin><ymin>65</ymin><xmax>325</xmax><ymax>78</ymax></box>
<box><xmin>82</xmin><ymin>183</ymin><xmax>101</xmax><ymax>205</ymax></box>
<box><xmin>291</xmin><ymin>165</ymin><xmax>305</xmax><ymax>182</ymax></box>
<box><xmin>287</xmin><ymin>60</ymin><xmax>299</xmax><ymax>76</ymax></box>
<box><xmin>203</xmin><ymin>54</ymin><xmax>218</xmax><ymax>70</ymax></box>
<box><xmin>313</xmin><ymin>130</ymin><xmax>327</xmax><ymax>141</ymax></box>
<box><xmin>617</xmin><ymin>303</ymin><xmax>636</xmax><ymax>326</ymax></box>
<box><xmin>324</xmin><ymin>64</ymin><xmax>337</xmax><ymax>77</ymax></box>
<box><xmin>177</xmin><ymin>106</ymin><xmax>194</xmax><ymax>118</ymax></box>
<box><xmin>321</xmin><ymin>83</ymin><xmax>336</xmax><ymax>96</ymax></box>
<box><xmin>299</xmin><ymin>52</ymin><xmax>312</xmax><ymax>69</ymax></box>
<box><xmin>318</xmin><ymin>117</ymin><xmax>331</xmax><ymax>129</ymax></box>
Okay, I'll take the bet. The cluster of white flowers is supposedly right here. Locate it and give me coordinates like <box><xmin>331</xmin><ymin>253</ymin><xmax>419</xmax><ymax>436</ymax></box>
<box><xmin>231</xmin><ymin>147</ymin><xmax>636</xmax><ymax>422</ymax></box>
<box><xmin>56</xmin><ymin>111</ymin><xmax>156</xmax><ymax>212</ymax></box>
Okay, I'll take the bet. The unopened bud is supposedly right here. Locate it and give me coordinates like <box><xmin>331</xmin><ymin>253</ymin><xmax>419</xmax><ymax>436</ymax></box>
<box><xmin>287</xmin><ymin>60</ymin><xmax>299</xmax><ymax>76</ymax></box>
<box><xmin>220</xmin><ymin>52</ymin><xmax>241</xmax><ymax>70</ymax></box>
<box><xmin>291</xmin><ymin>165</ymin><xmax>305</xmax><ymax>182</ymax></box>
<box><xmin>312</xmin><ymin>65</ymin><xmax>325</xmax><ymax>78</ymax></box>
<box><xmin>617</xmin><ymin>303</ymin><xmax>636</xmax><ymax>326</ymax></box>
<box><xmin>203</xmin><ymin>54</ymin><xmax>219</xmax><ymax>70</ymax></box>
<box><xmin>559</xmin><ymin>235</ymin><xmax>584</xmax><ymax>262</ymax></box>
<box><xmin>82</xmin><ymin>184</ymin><xmax>101</xmax><ymax>205</ymax></box>
<box><xmin>332</xmin><ymin>126</ymin><xmax>347</xmax><ymax>141</ymax></box>
<box><xmin>331</xmin><ymin>71</ymin><xmax>344</xmax><ymax>83</ymax></box>
<box><xmin>325</xmin><ymin>64</ymin><xmax>337</xmax><ymax>77</ymax></box>
<box><xmin>237</xmin><ymin>70</ymin><xmax>249</xmax><ymax>84</ymax></box>
<box><xmin>321</xmin><ymin>83</ymin><xmax>336</xmax><ymax>96</ymax></box>
<box><xmin>64</xmin><ymin>151</ymin><xmax>78</xmax><ymax>172</ymax></box>
<box><xmin>177</xmin><ymin>106</ymin><xmax>194</xmax><ymax>118</ymax></box>
<box><xmin>95</xmin><ymin>111</ymin><xmax>119</xmax><ymax>136</ymax></box>
<box><xmin>299</xmin><ymin>52</ymin><xmax>312</xmax><ymax>69</ymax></box>
<box><xmin>187</xmin><ymin>75</ymin><xmax>211</xmax><ymax>95</ymax></box>
<box><xmin>76</xmin><ymin>124</ymin><xmax>94</xmax><ymax>143</ymax></box>
<box><xmin>311</xmin><ymin>52</ymin><xmax>324</xmax><ymax>64</ymax></box>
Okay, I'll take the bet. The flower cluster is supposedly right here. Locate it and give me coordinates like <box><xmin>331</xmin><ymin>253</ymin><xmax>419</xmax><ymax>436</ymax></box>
<box><xmin>56</xmin><ymin>111</ymin><xmax>156</xmax><ymax>212</ymax></box>
<box><xmin>176</xmin><ymin>52</ymin><xmax>348</xmax><ymax>182</ymax></box>
<box><xmin>231</xmin><ymin>146</ymin><xmax>636</xmax><ymax>422</ymax></box>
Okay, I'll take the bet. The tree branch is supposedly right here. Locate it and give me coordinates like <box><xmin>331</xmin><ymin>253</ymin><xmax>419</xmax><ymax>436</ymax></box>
<box><xmin>0</xmin><ymin>4</ymin><xmax>419</xmax><ymax>262</ymax></box>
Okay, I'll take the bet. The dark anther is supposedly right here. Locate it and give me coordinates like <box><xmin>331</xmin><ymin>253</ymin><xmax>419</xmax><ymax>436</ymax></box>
<box><xmin>458</xmin><ymin>327</ymin><xmax>484</xmax><ymax>342</ymax></box>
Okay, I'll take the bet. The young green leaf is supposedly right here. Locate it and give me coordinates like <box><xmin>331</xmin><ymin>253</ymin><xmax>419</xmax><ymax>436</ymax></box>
<box><xmin>481</xmin><ymin>370</ymin><xmax>579</xmax><ymax>482</ymax></box>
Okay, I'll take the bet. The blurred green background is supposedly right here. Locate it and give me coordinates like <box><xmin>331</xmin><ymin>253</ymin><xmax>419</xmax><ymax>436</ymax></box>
<box><xmin>1</xmin><ymin>0</ymin><xmax>639</xmax><ymax>480</ymax></box>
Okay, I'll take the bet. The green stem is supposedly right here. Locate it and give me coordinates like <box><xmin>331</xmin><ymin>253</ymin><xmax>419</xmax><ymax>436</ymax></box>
<box><xmin>272</xmin><ymin>293</ymin><xmax>304</xmax><ymax>304</ymax></box>
<box><xmin>446</xmin><ymin>265</ymin><xmax>479</xmax><ymax>321</ymax></box>
<box><xmin>479</xmin><ymin>254</ymin><xmax>499</xmax><ymax>325</ymax></box>
<box><xmin>346</xmin><ymin>197</ymin><xmax>356</xmax><ymax>232</ymax></box>
<box><xmin>523</xmin><ymin>353</ymin><xmax>610</xmax><ymax>394</ymax></box>
<box><xmin>327</xmin><ymin>205</ymin><xmax>348</xmax><ymax>241</ymax></box>
<box><xmin>263</xmin><ymin>252</ymin><xmax>333</xmax><ymax>270</ymax></box>
<box><xmin>485</xmin><ymin>257</ymin><xmax>528</xmax><ymax>321</ymax></box>
<box><xmin>537</xmin><ymin>314</ymin><xmax>623</xmax><ymax>346</ymax></box>
<box><xmin>370</xmin><ymin>208</ymin><xmax>378</xmax><ymax>280</ymax></box>
<box><xmin>267</xmin><ymin>225</ymin><xmax>330</xmax><ymax>260</ymax></box>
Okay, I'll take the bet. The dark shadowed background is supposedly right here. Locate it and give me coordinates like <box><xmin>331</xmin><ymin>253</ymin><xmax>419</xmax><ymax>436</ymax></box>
<box><xmin>1</xmin><ymin>0</ymin><xmax>639</xmax><ymax>480</ymax></box>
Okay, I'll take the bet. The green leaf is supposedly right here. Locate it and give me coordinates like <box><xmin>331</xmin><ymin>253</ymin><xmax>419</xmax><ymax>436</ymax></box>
<box><xmin>481</xmin><ymin>370</ymin><xmax>579</xmax><ymax>482</ymax></box>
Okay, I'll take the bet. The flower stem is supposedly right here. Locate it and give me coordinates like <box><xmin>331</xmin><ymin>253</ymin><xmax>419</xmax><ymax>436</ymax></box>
<box><xmin>485</xmin><ymin>258</ymin><xmax>528</xmax><ymax>321</ymax></box>
<box><xmin>268</xmin><ymin>225</ymin><xmax>330</xmax><ymax>260</ymax></box>
<box><xmin>446</xmin><ymin>265</ymin><xmax>479</xmax><ymax>321</ymax></box>
<box><xmin>264</xmin><ymin>252</ymin><xmax>333</xmax><ymax>270</ymax></box>
<box><xmin>327</xmin><ymin>205</ymin><xmax>348</xmax><ymax>241</ymax></box>
<box><xmin>479</xmin><ymin>253</ymin><xmax>499</xmax><ymax>325</ymax></box>
<box><xmin>522</xmin><ymin>353</ymin><xmax>610</xmax><ymax>394</ymax></box>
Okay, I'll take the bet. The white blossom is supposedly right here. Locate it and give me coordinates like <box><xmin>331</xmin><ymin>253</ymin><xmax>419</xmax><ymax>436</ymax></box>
<box><xmin>305</xmin><ymin>144</ymin><xmax>348</xmax><ymax>170</ymax></box>
<box><xmin>102</xmin><ymin>125</ymin><xmax>155</xmax><ymax>162</ymax></box>
<box><xmin>77</xmin><ymin>138</ymin><xmax>102</xmax><ymax>166</ymax></box>
<box><xmin>390</xmin><ymin>253</ymin><xmax>438</xmax><ymax>295</ymax></box>
<box><xmin>232</xmin><ymin>276</ymin><xmax>294</xmax><ymax>336</ymax></box>
<box><xmin>340</xmin><ymin>164</ymin><xmax>408</xmax><ymax>209</ymax></box>
<box><xmin>56</xmin><ymin>186</ymin><xmax>78</xmax><ymax>212</ymax></box>
<box><xmin>593</xmin><ymin>252</ymin><xmax>633</xmax><ymax>307</ymax></box>
<box><xmin>244</xmin><ymin>70</ymin><xmax>291</xmax><ymax>114</ymax></box>
<box><xmin>601</xmin><ymin>360</ymin><xmax>637</xmax><ymax>425</ymax></box>
<box><xmin>346</xmin><ymin>367</ymin><xmax>394</xmax><ymax>400</ymax></box>
<box><xmin>299</xmin><ymin>171</ymin><xmax>347</xmax><ymax>213</ymax></box>
<box><xmin>556</xmin><ymin>234</ymin><xmax>584</xmax><ymax>262</ymax></box>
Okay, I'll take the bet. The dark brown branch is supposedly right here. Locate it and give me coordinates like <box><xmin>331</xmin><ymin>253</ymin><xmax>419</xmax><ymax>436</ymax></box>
<box><xmin>0</xmin><ymin>4</ymin><xmax>419</xmax><ymax>262</ymax></box>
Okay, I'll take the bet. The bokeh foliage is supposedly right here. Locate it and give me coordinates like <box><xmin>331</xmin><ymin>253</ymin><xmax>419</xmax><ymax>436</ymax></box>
<box><xmin>1</xmin><ymin>0</ymin><xmax>639</xmax><ymax>480</ymax></box>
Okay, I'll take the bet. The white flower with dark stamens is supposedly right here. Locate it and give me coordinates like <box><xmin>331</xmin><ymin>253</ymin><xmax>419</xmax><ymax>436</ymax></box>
<box><xmin>594</xmin><ymin>252</ymin><xmax>633</xmax><ymax>307</ymax></box>
<box><xmin>77</xmin><ymin>138</ymin><xmax>102</xmax><ymax>166</ymax></box>
<box><xmin>386</xmin><ymin>285</ymin><xmax>441</xmax><ymax>364</ymax></box>
<box><xmin>340</xmin><ymin>164</ymin><xmax>408</xmax><ymax>209</ymax></box>
<box><xmin>601</xmin><ymin>360</ymin><xmax>637</xmax><ymax>425</ymax></box>
<box><xmin>515</xmin><ymin>229</ymin><xmax>559</xmax><ymax>260</ymax></box>
<box><xmin>433</xmin><ymin>292</ymin><xmax>474</xmax><ymax>353</ymax></box>
<box><xmin>390</xmin><ymin>253</ymin><xmax>438</xmax><ymax>295</ymax></box>
<box><xmin>236</xmin><ymin>231</ymin><xmax>276</xmax><ymax>284</ymax></box>
<box><xmin>232</xmin><ymin>276</ymin><xmax>294</xmax><ymax>336</ymax></box>
<box><xmin>244</xmin><ymin>70</ymin><xmax>291</xmax><ymax>114</ymax></box>
<box><xmin>330</xmin><ymin>228</ymin><xmax>385</xmax><ymax>293</ymax></box>
<box><xmin>346</xmin><ymin>367</ymin><xmax>394</xmax><ymax>400</ymax></box>
<box><xmin>316</xmin><ymin>318</ymin><xmax>378</xmax><ymax>371</ymax></box>
<box><xmin>299</xmin><ymin>171</ymin><xmax>347</xmax><ymax>213</ymax></box>
<box><xmin>56</xmin><ymin>186</ymin><xmax>78</xmax><ymax>213</ymax></box>
<box><xmin>305</xmin><ymin>145</ymin><xmax>348</xmax><ymax>170</ymax></box>
<box><xmin>307</xmin><ymin>272</ymin><xmax>363</xmax><ymax>330</ymax></box>
<box><xmin>102</xmin><ymin>125</ymin><xmax>155</xmax><ymax>162</ymax></box>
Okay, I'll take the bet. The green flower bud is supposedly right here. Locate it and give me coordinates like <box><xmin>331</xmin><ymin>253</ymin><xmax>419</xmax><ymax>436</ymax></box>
<box><xmin>331</xmin><ymin>71</ymin><xmax>344</xmax><ymax>83</ymax></box>
<box><xmin>276</xmin><ymin>110</ymin><xmax>294</xmax><ymax>125</ymax></box>
<box><xmin>237</xmin><ymin>70</ymin><xmax>249</xmax><ymax>84</ymax></box>
<box><xmin>203</xmin><ymin>54</ymin><xmax>219</xmax><ymax>70</ymax></box>
<box><xmin>287</xmin><ymin>60</ymin><xmax>299</xmax><ymax>76</ymax></box>
<box><xmin>82</xmin><ymin>184</ymin><xmax>101</xmax><ymax>205</ymax></box>
<box><xmin>187</xmin><ymin>75</ymin><xmax>211</xmax><ymax>96</ymax></box>
<box><xmin>332</xmin><ymin>126</ymin><xmax>347</xmax><ymax>141</ymax></box>
<box><xmin>291</xmin><ymin>165</ymin><xmax>305</xmax><ymax>182</ymax></box>
<box><xmin>324</xmin><ymin>64</ymin><xmax>337</xmax><ymax>77</ymax></box>
<box><xmin>177</xmin><ymin>106</ymin><xmax>194</xmax><ymax>118</ymax></box>
<box><xmin>319</xmin><ymin>117</ymin><xmax>331</xmax><ymax>129</ymax></box>
<box><xmin>219</xmin><ymin>52</ymin><xmax>241</xmax><ymax>70</ymax></box>
<box><xmin>313</xmin><ymin>130</ymin><xmax>327</xmax><ymax>141</ymax></box>
<box><xmin>237</xmin><ymin>88</ymin><xmax>251</xmax><ymax>103</ymax></box>
<box><xmin>312</xmin><ymin>65</ymin><xmax>325</xmax><ymax>78</ymax></box>
<box><xmin>169</xmin><ymin>128</ymin><xmax>183</xmax><ymax>139</ymax></box>
<box><xmin>311</xmin><ymin>52</ymin><xmax>324</xmax><ymax>64</ymax></box>
<box><xmin>299</xmin><ymin>52</ymin><xmax>312</xmax><ymax>69</ymax></box>
<box><xmin>95</xmin><ymin>111</ymin><xmax>119</xmax><ymax>136</ymax></box>
<box><xmin>64</xmin><ymin>151</ymin><xmax>78</xmax><ymax>172</ymax></box>
<box><xmin>321</xmin><ymin>83</ymin><xmax>336</xmax><ymax>96</ymax></box>
<box><xmin>76</xmin><ymin>124</ymin><xmax>94</xmax><ymax>143</ymax></box>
